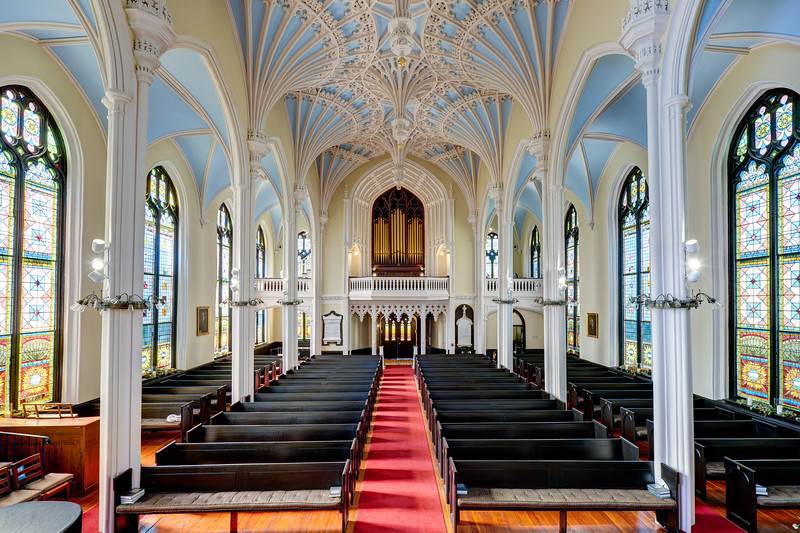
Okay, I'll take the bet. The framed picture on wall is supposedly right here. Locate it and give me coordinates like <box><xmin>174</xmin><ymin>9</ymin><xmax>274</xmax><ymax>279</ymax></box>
<box><xmin>197</xmin><ymin>306</ymin><xmax>210</xmax><ymax>336</ymax></box>
<box><xmin>587</xmin><ymin>312</ymin><xmax>598</xmax><ymax>338</ymax></box>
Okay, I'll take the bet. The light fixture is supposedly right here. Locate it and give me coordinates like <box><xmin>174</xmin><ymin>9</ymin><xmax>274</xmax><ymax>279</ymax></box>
<box><xmin>71</xmin><ymin>292</ymin><xmax>165</xmax><ymax>312</ymax></box>
<box><xmin>627</xmin><ymin>291</ymin><xmax>723</xmax><ymax>310</ymax></box>
<box><xmin>684</xmin><ymin>239</ymin><xmax>699</xmax><ymax>253</ymax></box>
<box><xmin>88</xmin><ymin>270</ymin><xmax>106</xmax><ymax>283</ymax></box>
<box><xmin>91</xmin><ymin>239</ymin><xmax>109</xmax><ymax>253</ymax></box>
<box><xmin>684</xmin><ymin>238</ymin><xmax>703</xmax><ymax>283</ymax></box>
<box><xmin>91</xmin><ymin>257</ymin><xmax>105</xmax><ymax>271</ymax></box>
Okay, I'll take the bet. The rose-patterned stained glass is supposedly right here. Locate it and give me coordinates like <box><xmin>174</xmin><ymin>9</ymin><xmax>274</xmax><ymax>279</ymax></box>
<box><xmin>1</xmin><ymin>92</ymin><xmax>19</xmax><ymax>141</ymax></box>
<box><xmin>0</xmin><ymin>86</ymin><xmax>65</xmax><ymax>412</ymax></box>
<box><xmin>731</xmin><ymin>89</ymin><xmax>800</xmax><ymax>409</ymax></box>
<box><xmin>215</xmin><ymin>204</ymin><xmax>232</xmax><ymax>355</ymax></box>
<box><xmin>142</xmin><ymin>168</ymin><xmax>177</xmax><ymax>373</ymax></box>
<box><xmin>255</xmin><ymin>227</ymin><xmax>267</xmax><ymax>345</ymax></box>
<box><xmin>530</xmin><ymin>226</ymin><xmax>540</xmax><ymax>278</ymax></box>
<box><xmin>485</xmin><ymin>232</ymin><xmax>498</xmax><ymax>278</ymax></box>
<box><xmin>618</xmin><ymin>168</ymin><xmax>650</xmax><ymax>369</ymax></box>
<box><xmin>565</xmin><ymin>205</ymin><xmax>579</xmax><ymax>355</ymax></box>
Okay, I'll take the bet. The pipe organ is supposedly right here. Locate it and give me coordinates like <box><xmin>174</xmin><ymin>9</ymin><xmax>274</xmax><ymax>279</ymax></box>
<box><xmin>372</xmin><ymin>188</ymin><xmax>424</xmax><ymax>276</ymax></box>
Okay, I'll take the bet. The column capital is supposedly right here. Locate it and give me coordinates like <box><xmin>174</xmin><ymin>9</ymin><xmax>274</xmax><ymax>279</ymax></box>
<box><xmin>102</xmin><ymin>90</ymin><xmax>134</xmax><ymax>116</ymax></box>
<box><xmin>487</xmin><ymin>184</ymin><xmax>503</xmax><ymax>204</ymax></box>
<box><xmin>126</xmin><ymin>0</ymin><xmax>176</xmax><ymax>85</ymax></box>
<box><xmin>527</xmin><ymin>130</ymin><xmax>551</xmax><ymax>178</ymax></box>
<box><xmin>620</xmin><ymin>1</ymin><xmax>668</xmax><ymax>83</ymax></box>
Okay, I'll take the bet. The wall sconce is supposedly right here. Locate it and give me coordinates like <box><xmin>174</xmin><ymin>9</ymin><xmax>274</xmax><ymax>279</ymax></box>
<box><xmin>88</xmin><ymin>238</ymin><xmax>108</xmax><ymax>283</ymax></box>
<box><xmin>685</xmin><ymin>239</ymin><xmax>702</xmax><ymax>283</ymax></box>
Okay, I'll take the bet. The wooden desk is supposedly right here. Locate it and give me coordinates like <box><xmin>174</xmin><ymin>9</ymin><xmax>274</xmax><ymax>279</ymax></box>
<box><xmin>0</xmin><ymin>417</ymin><xmax>99</xmax><ymax>497</ymax></box>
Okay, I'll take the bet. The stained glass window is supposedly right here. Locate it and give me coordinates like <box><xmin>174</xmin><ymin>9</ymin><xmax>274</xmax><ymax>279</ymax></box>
<box><xmin>485</xmin><ymin>232</ymin><xmax>498</xmax><ymax>278</ymax></box>
<box><xmin>0</xmin><ymin>86</ymin><xmax>65</xmax><ymax>412</ymax></box>
<box><xmin>142</xmin><ymin>167</ymin><xmax>177</xmax><ymax>373</ymax></box>
<box><xmin>530</xmin><ymin>226</ymin><xmax>541</xmax><ymax>278</ymax></box>
<box><xmin>618</xmin><ymin>168</ymin><xmax>651</xmax><ymax>369</ymax></box>
<box><xmin>565</xmin><ymin>205</ymin><xmax>579</xmax><ymax>355</ymax></box>
<box><xmin>215</xmin><ymin>205</ymin><xmax>232</xmax><ymax>356</ymax></box>
<box><xmin>297</xmin><ymin>311</ymin><xmax>310</xmax><ymax>341</ymax></box>
<box><xmin>255</xmin><ymin>227</ymin><xmax>267</xmax><ymax>345</ymax></box>
<box><xmin>730</xmin><ymin>89</ymin><xmax>800</xmax><ymax>411</ymax></box>
<box><xmin>297</xmin><ymin>231</ymin><xmax>311</xmax><ymax>279</ymax></box>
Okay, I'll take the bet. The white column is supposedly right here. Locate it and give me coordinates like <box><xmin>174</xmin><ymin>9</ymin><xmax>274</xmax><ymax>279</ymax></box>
<box><xmin>281</xmin><ymin>188</ymin><xmax>301</xmax><ymax>371</ymax></box>
<box><xmin>342</xmin><ymin>194</ymin><xmax>352</xmax><ymax>354</ymax></box>
<box><xmin>420</xmin><ymin>312</ymin><xmax>427</xmax><ymax>355</ymax></box>
<box><xmin>230</xmin><ymin>180</ymin><xmax>254</xmax><ymax>401</ymax></box>
<box><xmin>98</xmin><ymin>5</ymin><xmax>174</xmax><ymax>532</ymax></box>
<box><xmin>312</xmin><ymin>215</ymin><xmax>324</xmax><ymax>356</ymax></box>
<box><xmin>497</xmin><ymin>217</ymin><xmax>514</xmax><ymax>370</ymax></box>
<box><xmin>621</xmin><ymin>4</ymin><xmax>693</xmax><ymax>529</ymax></box>
<box><xmin>371</xmin><ymin>311</ymin><xmax>377</xmax><ymax>354</ymax></box>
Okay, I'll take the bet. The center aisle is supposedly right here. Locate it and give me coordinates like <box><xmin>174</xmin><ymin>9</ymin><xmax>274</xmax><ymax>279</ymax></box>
<box><xmin>353</xmin><ymin>365</ymin><xmax>448</xmax><ymax>533</ymax></box>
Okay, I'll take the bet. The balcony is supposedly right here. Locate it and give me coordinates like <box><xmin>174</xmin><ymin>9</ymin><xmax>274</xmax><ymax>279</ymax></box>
<box><xmin>484</xmin><ymin>278</ymin><xmax>543</xmax><ymax>307</ymax></box>
<box><xmin>254</xmin><ymin>278</ymin><xmax>312</xmax><ymax>304</ymax></box>
<box><xmin>349</xmin><ymin>276</ymin><xmax>449</xmax><ymax>300</ymax></box>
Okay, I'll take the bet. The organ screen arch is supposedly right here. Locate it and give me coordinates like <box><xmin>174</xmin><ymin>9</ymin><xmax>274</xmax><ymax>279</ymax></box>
<box><xmin>372</xmin><ymin>187</ymin><xmax>424</xmax><ymax>276</ymax></box>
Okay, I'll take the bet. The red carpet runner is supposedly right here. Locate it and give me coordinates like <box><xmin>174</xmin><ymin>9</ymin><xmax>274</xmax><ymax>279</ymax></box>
<box><xmin>354</xmin><ymin>365</ymin><xmax>447</xmax><ymax>533</ymax></box>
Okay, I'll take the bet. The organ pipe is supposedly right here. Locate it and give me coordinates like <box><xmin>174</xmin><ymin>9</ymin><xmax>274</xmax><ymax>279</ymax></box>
<box><xmin>372</xmin><ymin>187</ymin><xmax>424</xmax><ymax>268</ymax></box>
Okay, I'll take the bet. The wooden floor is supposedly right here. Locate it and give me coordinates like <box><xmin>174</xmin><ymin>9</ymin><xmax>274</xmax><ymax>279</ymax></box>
<box><xmin>67</xmin><ymin>384</ymin><xmax>800</xmax><ymax>532</ymax></box>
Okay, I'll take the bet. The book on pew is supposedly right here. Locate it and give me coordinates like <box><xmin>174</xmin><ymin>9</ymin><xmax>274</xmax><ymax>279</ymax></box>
<box><xmin>121</xmin><ymin>488</ymin><xmax>145</xmax><ymax>504</ymax></box>
<box><xmin>456</xmin><ymin>483</ymin><xmax>468</xmax><ymax>495</ymax></box>
<box><xmin>329</xmin><ymin>486</ymin><xmax>342</xmax><ymax>499</ymax></box>
<box><xmin>755</xmin><ymin>484</ymin><xmax>768</xmax><ymax>496</ymax></box>
<box><xmin>647</xmin><ymin>483</ymin><xmax>671</xmax><ymax>498</ymax></box>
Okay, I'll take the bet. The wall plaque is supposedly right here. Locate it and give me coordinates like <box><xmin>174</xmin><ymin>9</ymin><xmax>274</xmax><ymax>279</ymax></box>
<box><xmin>322</xmin><ymin>311</ymin><xmax>343</xmax><ymax>345</ymax></box>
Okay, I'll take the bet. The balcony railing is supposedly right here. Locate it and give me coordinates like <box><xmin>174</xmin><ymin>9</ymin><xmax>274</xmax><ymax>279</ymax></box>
<box><xmin>349</xmin><ymin>276</ymin><xmax>449</xmax><ymax>300</ymax></box>
<box><xmin>484</xmin><ymin>278</ymin><xmax>543</xmax><ymax>300</ymax></box>
<box><xmin>254</xmin><ymin>278</ymin><xmax>312</xmax><ymax>301</ymax></box>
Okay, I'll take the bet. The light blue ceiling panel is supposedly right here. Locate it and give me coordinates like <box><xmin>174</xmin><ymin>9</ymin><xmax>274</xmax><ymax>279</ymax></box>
<box><xmin>49</xmin><ymin>44</ymin><xmax>107</xmax><ymax>131</ymax></box>
<box><xmin>517</xmin><ymin>182</ymin><xmax>543</xmax><ymax>223</ymax></box>
<box><xmin>581</xmin><ymin>138</ymin><xmax>619</xmax><ymax>193</ymax></box>
<box><xmin>4</xmin><ymin>2</ymin><xmax>81</xmax><ymax>25</ymax></box>
<box><xmin>485</xmin><ymin>198</ymin><xmax>495</xmax><ymax>230</ymax></box>
<box><xmin>714</xmin><ymin>0</ymin><xmax>800</xmax><ymax>40</ymax></box>
<box><xmin>301</xmin><ymin>199</ymin><xmax>311</xmax><ymax>225</ymax></box>
<box><xmin>255</xmin><ymin>180</ymin><xmax>281</xmax><ymax>221</ymax></box>
<box><xmin>228</xmin><ymin>0</ymin><xmax>248</xmax><ymax>55</ymax></box>
<box><xmin>261</xmin><ymin>150</ymin><xmax>282</xmax><ymax>197</ymax></box>
<box><xmin>585</xmin><ymin>83</ymin><xmax>648</xmax><ymax>148</ymax></box>
<box><xmin>148</xmin><ymin>77</ymin><xmax>208</xmax><ymax>142</ymax></box>
<box><xmin>160</xmin><ymin>49</ymin><xmax>230</xmax><ymax>148</ymax></box>
<box><xmin>565</xmin><ymin>148</ymin><xmax>590</xmax><ymax>213</ymax></box>
<box><xmin>514</xmin><ymin>151</ymin><xmax>537</xmax><ymax>199</ymax></box>
<box><xmin>204</xmin><ymin>143</ymin><xmax>231</xmax><ymax>211</ymax></box>
<box><xmin>533</xmin><ymin>2</ymin><xmax>549</xmax><ymax>64</ymax></box>
<box><xmin>567</xmin><ymin>54</ymin><xmax>635</xmax><ymax>152</ymax></box>
<box><xmin>268</xmin><ymin>205</ymin><xmax>283</xmax><ymax>240</ymax></box>
<box><xmin>688</xmin><ymin>52</ymin><xmax>736</xmax><ymax>127</ymax></box>
<box><xmin>550</xmin><ymin>0</ymin><xmax>569</xmax><ymax>64</ymax></box>
<box><xmin>705</xmin><ymin>38</ymin><xmax>762</xmax><ymax>49</ymax></box>
<box><xmin>174</xmin><ymin>134</ymin><xmax>214</xmax><ymax>196</ymax></box>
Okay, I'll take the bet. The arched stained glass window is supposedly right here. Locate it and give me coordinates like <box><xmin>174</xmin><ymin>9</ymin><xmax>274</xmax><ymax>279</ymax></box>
<box><xmin>565</xmin><ymin>205</ymin><xmax>580</xmax><ymax>355</ymax></box>
<box><xmin>215</xmin><ymin>205</ymin><xmax>232</xmax><ymax>355</ymax></box>
<box><xmin>530</xmin><ymin>226</ymin><xmax>541</xmax><ymax>278</ymax></box>
<box><xmin>142</xmin><ymin>167</ymin><xmax>178</xmax><ymax>372</ymax></box>
<box><xmin>485</xmin><ymin>232</ymin><xmax>498</xmax><ymax>278</ymax></box>
<box><xmin>255</xmin><ymin>227</ymin><xmax>266</xmax><ymax>345</ymax></box>
<box><xmin>619</xmin><ymin>168</ymin><xmax>651</xmax><ymax>369</ymax></box>
<box><xmin>0</xmin><ymin>86</ymin><xmax>65</xmax><ymax>411</ymax></box>
<box><xmin>297</xmin><ymin>231</ymin><xmax>311</xmax><ymax>279</ymax></box>
<box><xmin>730</xmin><ymin>89</ymin><xmax>800</xmax><ymax>411</ymax></box>
<box><xmin>297</xmin><ymin>311</ymin><xmax>310</xmax><ymax>341</ymax></box>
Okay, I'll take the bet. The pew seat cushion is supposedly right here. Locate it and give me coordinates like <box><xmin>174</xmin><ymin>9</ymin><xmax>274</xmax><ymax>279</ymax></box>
<box><xmin>141</xmin><ymin>418</ymin><xmax>180</xmax><ymax>429</ymax></box>
<box><xmin>757</xmin><ymin>485</ymin><xmax>800</xmax><ymax>507</ymax></box>
<box><xmin>635</xmin><ymin>427</ymin><xmax>648</xmax><ymax>439</ymax></box>
<box><xmin>117</xmin><ymin>489</ymin><xmax>340</xmax><ymax>514</ymax></box>
<box><xmin>0</xmin><ymin>489</ymin><xmax>40</xmax><ymax>508</ymax></box>
<box><xmin>21</xmin><ymin>472</ymin><xmax>73</xmax><ymax>494</ymax></box>
<box><xmin>705</xmin><ymin>462</ymin><xmax>725</xmax><ymax>477</ymax></box>
<box><xmin>0</xmin><ymin>462</ymin><xmax>11</xmax><ymax>470</ymax></box>
<box><xmin>459</xmin><ymin>488</ymin><xmax>677</xmax><ymax>510</ymax></box>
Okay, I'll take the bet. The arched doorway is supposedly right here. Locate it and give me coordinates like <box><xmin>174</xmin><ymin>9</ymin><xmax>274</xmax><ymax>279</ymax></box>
<box><xmin>513</xmin><ymin>310</ymin><xmax>526</xmax><ymax>353</ymax></box>
<box><xmin>379</xmin><ymin>313</ymin><xmax>418</xmax><ymax>359</ymax></box>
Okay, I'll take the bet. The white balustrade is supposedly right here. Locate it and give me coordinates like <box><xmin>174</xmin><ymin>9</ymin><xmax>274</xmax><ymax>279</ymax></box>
<box><xmin>348</xmin><ymin>276</ymin><xmax>449</xmax><ymax>300</ymax></box>
<box><xmin>483</xmin><ymin>278</ymin><xmax>543</xmax><ymax>302</ymax></box>
<box><xmin>254</xmin><ymin>278</ymin><xmax>313</xmax><ymax>302</ymax></box>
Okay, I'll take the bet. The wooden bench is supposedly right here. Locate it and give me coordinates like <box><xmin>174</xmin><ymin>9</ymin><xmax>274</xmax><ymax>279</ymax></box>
<box><xmin>230</xmin><ymin>400</ymin><xmax>368</xmax><ymax>413</ymax></box>
<box><xmin>114</xmin><ymin>461</ymin><xmax>350</xmax><ymax>533</ymax></box>
<box><xmin>12</xmin><ymin>453</ymin><xmax>72</xmax><ymax>500</ymax></box>
<box><xmin>694</xmin><ymin>438</ymin><xmax>800</xmax><ymax>501</ymax></box>
<box><xmin>602</xmin><ymin>397</ymin><xmax>714</xmax><ymax>438</ymax></box>
<box><xmin>141</xmin><ymin>402</ymin><xmax>193</xmax><ymax>442</ymax></box>
<box><xmin>644</xmin><ymin>419</ymin><xmax>778</xmax><ymax>460</ymax></box>
<box><xmin>0</xmin><ymin>466</ymin><xmax>39</xmax><ymax>508</ymax></box>
<box><xmin>143</xmin><ymin>385</ymin><xmax>228</xmax><ymax>413</ymax></box>
<box><xmin>619</xmin><ymin>405</ymin><xmax>723</xmax><ymax>444</ymax></box>
<box><xmin>725</xmin><ymin>458</ymin><xmax>800</xmax><ymax>533</ymax></box>
<box><xmin>448</xmin><ymin>459</ymin><xmax>679</xmax><ymax>532</ymax></box>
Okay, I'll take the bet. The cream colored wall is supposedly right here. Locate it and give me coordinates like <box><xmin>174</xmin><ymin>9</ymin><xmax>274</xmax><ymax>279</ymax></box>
<box><xmin>685</xmin><ymin>43</ymin><xmax>800</xmax><ymax>398</ymax></box>
<box><xmin>517</xmin><ymin>309</ymin><xmax>545</xmax><ymax>349</ymax></box>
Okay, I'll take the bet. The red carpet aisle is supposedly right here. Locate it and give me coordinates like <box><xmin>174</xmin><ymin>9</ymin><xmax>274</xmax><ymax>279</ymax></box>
<box><xmin>353</xmin><ymin>366</ymin><xmax>448</xmax><ymax>533</ymax></box>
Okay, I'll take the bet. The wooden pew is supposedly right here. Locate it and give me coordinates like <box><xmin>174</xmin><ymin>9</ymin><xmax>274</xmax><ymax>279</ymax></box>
<box><xmin>141</xmin><ymin>402</ymin><xmax>193</xmax><ymax>443</ymax></box>
<box><xmin>601</xmin><ymin>397</ymin><xmax>715</xmax><ymax>438</ymax></box>
<box><xmin>694</xmin><ymin>438</ymin><xmax>800</xmax><ymax>501</ymax></box>
<box><xmin>143</xmin><ymin>392</ymin><xmax>212</xmax><ymax>426</ymax></box>
<box><xmin>644</xmin><ymin>419</ymin><xmax>779</xmax><ymax>461</ymax></box>
<box><xmin>114</xmin><ymin>461</ymin><xmax>350</xmax><ymax>533</ymax></box>
<box><xmin>229</xmin><ymin>400</ymin><xmax>368</xmax><ymax>413</ymax></box>
<box><xmin>186</xmin><ymin>423</ymin><xmax>360</xmax><ymax>444</ymax></box>
<box><xmin>448</xmin><ymin>459</ymin><xmax>679</xmax><ymax>532</ymax></box>
<box><xmin>725</xmin><ymin>458</ymin><xmax>800</xmax><ymax>533</ymax></box>
<box><xmin>580</xmin><ymin>384</ymin><xmax>653</xmax><ymax>420</ymax></box>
